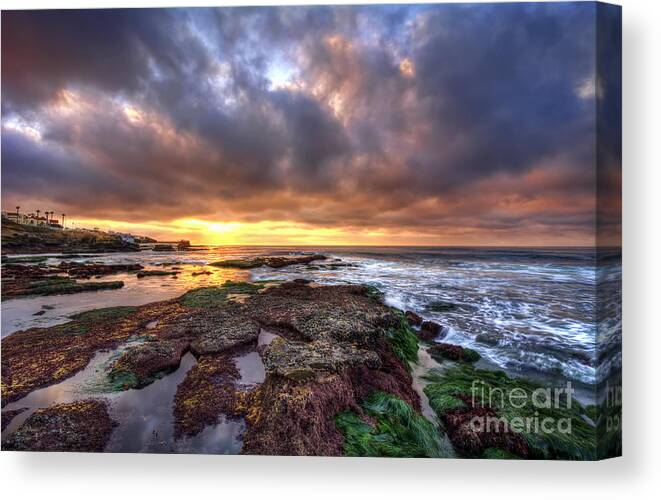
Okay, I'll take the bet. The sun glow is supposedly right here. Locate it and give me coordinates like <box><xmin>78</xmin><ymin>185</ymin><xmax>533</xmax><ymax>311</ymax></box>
<box><xmin>68</xmin><ymin>217</ymin><xmax>429</xmax><ymax>246</ymax></box>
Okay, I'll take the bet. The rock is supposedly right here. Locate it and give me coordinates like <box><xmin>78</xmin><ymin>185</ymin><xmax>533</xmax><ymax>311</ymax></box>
<box><xmin>3</xmin><ymin>400</ymin><xmax>116</xmax><ymax>452</ymax></box>
<box><xmin>173</xmin><ymin>353</ymin><xmax>241</xmax><ymax>438</ymax></box>
<box><xmin>261</xmin><ymin>338</ymin><xmax>381</xmax><ymax>381</ymax></box>
<box><xmin>0</xmin><ymin>262</ymin><xmax>127</xmax><ymax>300</ymax></box>
<box><xmin>209</xmin><ymin>254</ymin><xmax>327</xmax><ymax>269</ymax></box>
<box><xmin>189</xmin><ymin>309</ymin><xmax>260</xmax><ymax>356</ymax></box>
<box><xmin>1</xmin><ymin>304</ymin><xmax>147</xmax><ymax>404</ymax></box>
<box><xmin>191</xmin><ymin>270</ymin><xmax>212</xmax><ymax>276</ymax></box>
<box><xmin>32</xmin><ymin>310</ymin><xmax>46</xmax><ymax>316</ymax></box>
<box><xmin>58</xmin><ymin>261</ymin><xmax>143</xmax><ymax>278</ymax></box>
<box><xmin>475</xmin><ymin>333</ymin><xmax>500</xmax><ymax>346</ymax></box>
<box><xmin>425</xmin><ymin>300</ymin><xmax>459</xmax><ymax>312</ymax></box>
<box><xmin>419</xmin><ymin>320</ymin><xmax>443</xmax><ymax>341</ymax></box>
<box><xmin>108</xmin><ymin>338</ymin><xmax>190</xmax><ymax>390</ymax></box>
<box><xmin>405</xmin><ymin>310</ymin><xmax>423</xmax><ymax>326</ymax></box>
<box><xmin>428</xmin><ymin>342</ymin><xmax>481</xmax><ymax>363</ymax></box>
<box><xmin>136</xmin><ymin>270</ymin><xmax>180</xmax><ymax>278</ymax></box>
<box><xmin>178</xmin><ymin>281</ymin><xmax>263</xmax><ymax>308</ymax></box>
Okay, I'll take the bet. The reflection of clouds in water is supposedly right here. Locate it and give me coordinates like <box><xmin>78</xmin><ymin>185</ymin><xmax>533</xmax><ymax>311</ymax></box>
<box><xmin>2</xmin><ymin>348</ymin><xmax>246</xmax><ymax>455</ymax></box>
<box><xmin>174</xmin><ymin>417</ymin><xmax>244</xmax><ymax>455</ymax></box>
<box><xmin>105</xmin><ymin>351</ymin><xmax>245</xmax><ymax>454</ymax></box>
<box><xmin>235</xmin><ymin>351</ymin><xmax>266</xmax><ymax>388</ymax></box>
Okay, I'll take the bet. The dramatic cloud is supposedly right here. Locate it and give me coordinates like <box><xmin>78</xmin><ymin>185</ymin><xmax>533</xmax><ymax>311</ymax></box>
<box><xmin>1</xmin><ymin>4</ymin><xmax>617</xmax><ymax>245</ymax></box>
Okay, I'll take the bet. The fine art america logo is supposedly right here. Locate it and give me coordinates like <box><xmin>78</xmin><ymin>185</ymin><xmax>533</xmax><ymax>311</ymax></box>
<box><xmin>469</xmin><ymin>381</ymin><xmax>576</xmax><ymax>435</ymax></box>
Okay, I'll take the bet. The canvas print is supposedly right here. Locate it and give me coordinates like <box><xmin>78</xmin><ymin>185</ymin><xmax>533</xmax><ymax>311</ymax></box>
<box><xmin>0</xmin><ymin>2</ymin><xmax>621</xmax><ymax>459</ymax></box>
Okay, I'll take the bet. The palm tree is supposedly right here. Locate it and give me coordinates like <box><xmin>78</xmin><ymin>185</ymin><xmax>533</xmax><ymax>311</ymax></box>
<box><xmin>15</xmin><ymin>206</ymin><xmax>20</xmax><ymax>217</ymax></box>
<box><xmin>36</xmin><ymin>210</ymin><xmax>40</xmax><ymax>221</ymax></box>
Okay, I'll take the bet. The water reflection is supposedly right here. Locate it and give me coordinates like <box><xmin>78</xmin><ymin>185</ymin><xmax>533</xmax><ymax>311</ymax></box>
<box><xmin>2</xmin><ymin>348</ymin><xmax>245</xmax><ymax>454</ymax></box>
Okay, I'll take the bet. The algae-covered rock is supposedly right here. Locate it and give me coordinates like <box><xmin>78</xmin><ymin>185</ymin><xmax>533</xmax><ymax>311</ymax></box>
<box><xmin>136</xmin><ymin>269</ymin><xmax>179</xmax><ymax>278</ymax></box>
<box><xmin>209</xmin><ymin>254</ymin><xmax>326</xmax><ymax>269</ymax></box>
<box><xmin>179</xmin><ymin>280</ymin><xmax>263</xmax><ymax>308</ymax></box>
<box><xmin>189</xmin><ymin>309</ymin><xmax>260</xmax><ymax>356</ymax></box>
<box><xmin>405</xmin><ymin>310</ymin><xmax>423</xmax><ymax>326</ymax></box>
<box><xmin>418</xmin><ymin>320</ymin><xmax>443</xmax><ymax>341</ymax></box>
<box><xmin>1</xmin><ymin>274</ymin><xmax>124</xmax><ymax>300</ymax></box>
<box><xmin>429</xmin><ymin>342</ymin><xmax>481</xmax><ymax>363</ymax></box>
<box><xmin>1</xmin><ymin>305</ymin><xmax>145</xmax><ymax>404</ymax></box>
<box><xmin>108</xmin><ymin>338</ymin><xmax>190</xmax><ymax>390</ymax></box>
<box><xmin>3</xmin><ymin>400</ymin><xmax>116</xmax><ymax>452</ymax></box>
<box><xmin>173</xmin><ymin>352</ymin><xmax>241</xmax><ymax>438</ymax></box>
<box><xmin>261</xmin><ymin>338</ymin><xmax>381</xmax><ymax>381</ymax></box>
<box><xmin>423</xmin><ymin>364</ymin><xmax>596</xmax><ymax>460</ymax></box>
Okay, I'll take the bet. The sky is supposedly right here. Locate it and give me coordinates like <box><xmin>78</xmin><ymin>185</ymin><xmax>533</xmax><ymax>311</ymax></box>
<box><xmin>1</xmin><ymin>3</ymin><xmax>621</xmax><ymax>246</ymax></box>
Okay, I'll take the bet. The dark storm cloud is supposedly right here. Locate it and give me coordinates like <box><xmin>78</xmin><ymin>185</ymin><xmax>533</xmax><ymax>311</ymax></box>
<box><xmin>1</xmin><ymin>3</ymin><xmax>610</xmax><ymax>241</ymax></box>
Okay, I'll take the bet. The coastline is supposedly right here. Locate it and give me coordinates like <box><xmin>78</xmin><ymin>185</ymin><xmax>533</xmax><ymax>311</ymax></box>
<box><xmin>0</xmin><ymin>252</ymin><xmax>611</xmax><ymax>458</ymax></box>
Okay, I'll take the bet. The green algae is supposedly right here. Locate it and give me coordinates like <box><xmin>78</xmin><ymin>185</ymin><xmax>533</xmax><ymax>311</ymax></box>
<box><xmin>385</xmin><ymin>312</ymin><xmax>419</xmax><ymax>365</ymax></box>
<box><xmin>362</xmin><ymin>284</ymin><xmax>385</xmax><ymax>301</ymax></box>
<box><xmin>423</xmin><ymin>364</ymin><xmax>597</xmax><ymax>460</ymax></box>
<box><xmin>179</xmin><ymin>280</ymin><xmax>264</xmax><ymax>308</ymax></box>
<box><xmin>335</xmin><ymin>391</ymin><xmax>442</xmax><ymax>458</ymax></box>
<box><xmin>69</xmin><ymin>306</ymin><xmax>137</xmax><ymax>324</ymax></box>
<box><xmin>106</xmin><ymin>369</ymin><xmax>140</xmax><ymax>391</ymax></box>
<box><xmin>482</xmin><ymin>447</ymin><xmax>520</xmax><ymax>459</ymax></box>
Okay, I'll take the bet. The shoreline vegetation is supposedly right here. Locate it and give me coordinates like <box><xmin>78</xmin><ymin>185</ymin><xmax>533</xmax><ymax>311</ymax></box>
<box><xmin>0</xmin><ymin>249</ymin><xmax>614</xmax><ymax>459</ymax></box>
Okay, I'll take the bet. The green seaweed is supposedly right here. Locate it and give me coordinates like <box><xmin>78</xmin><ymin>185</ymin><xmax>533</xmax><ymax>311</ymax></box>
<box><xmin>362</xmin><ymin>284</ymin><xmax>385</xmax><ymax>301</ymax></box>
<box><xmin>423</xmin><ymin>364</ymin><xmax>596</xmax><ymax>460</ymax></box>
<box><xmin>335</xmin><ymin>391</ymin><xmax>442</xmax><ymax>458</ymax></box>
<box><xmin>460</xmin><ymin>347</ymin><xmax>481</xmax><ymax>363</ymax></box>
<box><xmin>106</xmin><ymin>369</ymin><xmax>140</xmax><ymax>391</ymax></box>
<box><xmin>385</xmin><ymin>312</ymin><xmax>419</xmax><ymax>365</ymax></box>
<box><xmin>69</xmin><ymin>306</ymin><xmax>137</xmax><ymax>324</ymax></box>
<box><xmin>595</xmin><ymin>396</ymin><xmax>622</xmax><ymax>459</ymax></box>
<box><xmin>179</xmin><ymin>280</ymin><xmax>263</xmax><ymax>308</ymax></box>
<box><xmin>482</xmin><ymin>447</ymin><xmax>520</xmax><ymax>460</ymax></box>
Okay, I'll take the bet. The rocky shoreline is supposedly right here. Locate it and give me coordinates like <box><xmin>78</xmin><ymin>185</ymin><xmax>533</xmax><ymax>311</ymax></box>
<box><xmin>0</xmin><ymin>257</ymin><xmax>601</xmax><ymax>458</ymax></box>
<box><xmin>1</xmin><ymin>260</ymin><xmax>132</xmax><ymax>300</ymax></box>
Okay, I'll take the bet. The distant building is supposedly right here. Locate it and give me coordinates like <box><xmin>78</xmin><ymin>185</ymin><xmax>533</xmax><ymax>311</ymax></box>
<box><xmin>2</xmin><ymin>211</ymin><xmax>63</xmax><ymax>229</ymax></box>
